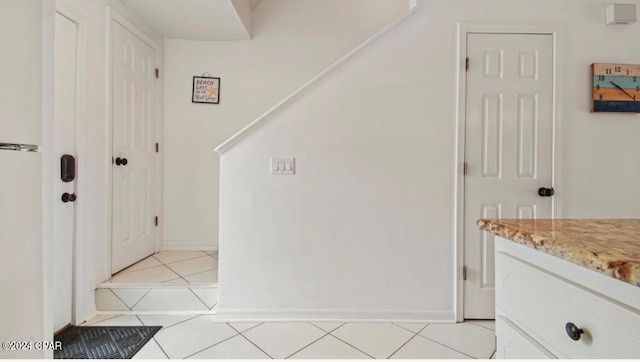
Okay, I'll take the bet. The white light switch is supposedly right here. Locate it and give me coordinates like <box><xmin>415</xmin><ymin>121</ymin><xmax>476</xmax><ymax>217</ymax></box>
<box><xmin>271</xmin><ymin>157</ymin><xmax>295</xmax><ymax>175</ymax></box>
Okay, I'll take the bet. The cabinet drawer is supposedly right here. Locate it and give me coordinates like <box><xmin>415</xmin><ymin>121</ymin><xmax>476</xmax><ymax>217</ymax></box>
<box><xmin>496</xmin><ymin>315</ymin><xmax>555</xmax><ymax>359</ymax></box>
<box><xmin>496</xmin><ymin>252</ymin><xmax>640</xmax><ymax>358</ymax></box>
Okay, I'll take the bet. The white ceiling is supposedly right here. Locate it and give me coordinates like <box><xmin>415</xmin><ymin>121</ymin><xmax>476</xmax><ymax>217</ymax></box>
<box><xmin>120</xmin><ymin>0</ymin><xmax>258</xmax><ymax>41</ymax></box>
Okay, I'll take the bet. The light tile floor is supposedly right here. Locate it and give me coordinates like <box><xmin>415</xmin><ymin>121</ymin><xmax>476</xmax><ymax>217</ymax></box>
<box><xmin>82</xmin><ymin>315</ymin><xmax>496</xmax><ymax>359</ymax></box>
<box><xmin>107</xmin><ymin>251</ymin><xmax>218</xmax><ymax>285</ymax></box>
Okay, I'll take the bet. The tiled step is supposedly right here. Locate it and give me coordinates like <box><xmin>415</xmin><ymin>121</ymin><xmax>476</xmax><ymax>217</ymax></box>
<box><xmin>95</xmin><ymin>284</ymin><xmax>218</xmax><ymax>313</ymax></box>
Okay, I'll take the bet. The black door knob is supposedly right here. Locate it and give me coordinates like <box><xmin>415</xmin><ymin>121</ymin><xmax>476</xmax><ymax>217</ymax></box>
<box><xmin>61</xmin><ymin>193</ymin><xmax>77</xmax><ymax>203</ymax></box>
<box><xmin>115</xmin><ymin>157</ymin><xmax>128</xmax><ymax>166</ymax></box>
<box><xmin>565</xmin><ymin>322</ymin><xmax>584</xmax><ymax>341</ymax></box>
<box><xmin>538</xmin><ymin>187</ymin><xmax>555</xmax><ymax>197</ymax></box>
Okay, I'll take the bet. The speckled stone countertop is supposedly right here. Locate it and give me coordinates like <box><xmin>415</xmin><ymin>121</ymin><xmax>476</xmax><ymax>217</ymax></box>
<box><xmin>477</xmin><ymin>219</ymin><xmax>640</xmax><ymax>288</ymax></box>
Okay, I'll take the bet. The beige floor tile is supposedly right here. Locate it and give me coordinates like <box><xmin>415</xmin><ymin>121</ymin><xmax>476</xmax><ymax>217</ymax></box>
<box><xmin>242</xmin><ymin>322</ymin><xmax>326</xmax><ymax>358</ymax></box>
<box><xmin>331</xmin><ymin>323</ymin><xmax>414</xmax><ymax>359</ymax></box>
<box><xmin>184</xmin><ymin>269</ymin><xmax>218</xmax><ymax>283</ymax></box>
<box><xmin>311</xmin><ymin>322</ymin><xmax>346</xmax><ymax>333</ymax></box>
<box><xmin>167</xmin><ymin>256</ymin><xmax>217</xmax><ymax>278</ymax></box>
<box><xmin>290</xmin><ymin>334</ymin><xmax>371</xmax><ymax>359</ymax></box>
<box><xmin>137</xmin><ymin>314</ymin><xmax>201</xmax><ymax>328</ymax></box>
<box><xmin>132</xmin><ymin>288</ymin><xmax>210</xmax><ymax>312</ymax></box>
<box><xmin>153</xmin><ymin>251</ymin><xmax>208</xmax><ymax>265</ymax></box>
<box><xmin>153</xmin><ymin>315</ymin><xmax>237</xmax><ymax>359</ymax></box>
<box><xmin>187</xmin><ymin>334</ymin><xmax>270</xmax><ymax>359</ymax></box>
<box><xmin>390</xmin><ymin>335</ymin><xmax>471</xmax><ymax>359</ymax></box>
<box><xmin>394</xmin><ymin>323</ymin><xmax>428</xmax><ymax>333</ymax></box>
<box><xmin>119</xmin><ymin>256</ymin><xmax>163</xmax><ymax>274</ymax></box>
<box><xmin>110</xmin><ymin>265</ymin><xmax>181</xmax><ymax>284</ymax></box>
<box><xmin>419</xmin><ymin>322</ymin><xmax>496</xmax><ymax>359</ymax></box>
<box><xmin>133</xmin><ymin>339</ymin><xmax>168</xmax><ymax>359</ymax></box>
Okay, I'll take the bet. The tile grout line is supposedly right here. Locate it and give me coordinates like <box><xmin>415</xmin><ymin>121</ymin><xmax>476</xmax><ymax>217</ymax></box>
<box><xmin>134</xmin><ymin>315</ymin><xmax>171</xmax><ymax>361</ymax></box>
<box><xmin>148</xmin><ymin>314</ymin><xmax>204</xmax><ymax>333</ymax></box>
<box><xmin>116</xmin><ymin>260</ymin><xmax>163</xmax><ymax>276</ymax></box>
<box><xmin>161</xmin><ymin>262</ymin><xmax>191</xmax><ymax>284</ymax></box>
<box><xmin>392</xmin><ymin>322</ymin><xmax>429</xmax><ymax>335</ymax></box>
<box><xmin>155</xmin><ymin>252</ymin><xmax>212</xmax><ymax>268</ymax></box>
<box><xmin>309</xmin><ymin>322</ymin><xmax>346</xmax><ymax>334</ymax></box>
<box><xmin>188</xmin><ymin>287</ymin><xmax>214</xmax><ymax>310</ymax></box>
<box><xmin>387</xmin><ymin>322</ymin><xmax>431</xmax><ymax>358</ymax></box>
<box><xmin>413</xmin><ymin>333</ymin><xmax>477</xmax><ymax>359</ymax></box>
<box><xmin>466</xmin><ymin>320</ymin><xmax>496</xmax><ymax>332</ymax></box>
<box><xmin>128</xmin><ymin>289</ymin><xmax>152</xmax><ymax>310</ymax></box>
<box><xmin>328</xmin><ymin>331</ymin><xmax>376</xmax><ymax>359</ymax></box>
<box><xmin>84</xmin><ymin>314</ymin><xmax>120</xmax><ymax>326</ymax></box>
<box><xmin>387</xmin><ymin>332</ymin><xmax>420</xmax><ymax>359</ymax></box>
<box><xmin>180</xmin><ymin>266</ymin><xmax>217</xmax><ymax>279</ymax></box>
<box><xmin>182</xmin><ymin>332</ymin><xmax>241</xmax><ymax>359</ymax></box>
<box><xmin>152</xmin><ymin>338</ymin><xmax>170</xmax><ymax>359</ymax></box>
<box><xmin>107</xmin><ymin>288</ymin><xmax>133</xmax><ymax>311</ymax></box>
<box><xmin>284</xmin><ymin>330</ymin><xmax>332</xmax><ymax>359</ymax></box>
<box><xmin>229</xmin><ymin>323</ymin><xmax>273</xmax><ymax>359</ymax></box>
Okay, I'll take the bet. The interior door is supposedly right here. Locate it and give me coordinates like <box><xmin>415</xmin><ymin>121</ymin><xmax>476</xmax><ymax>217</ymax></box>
<box><xmin>464</xmin><ymin>33</ymin><xmax>554</xmax><ymax>319</ymax></box>
<box><xmin>111</xmin><ymin>20</ymin><xmax>157</xmax><ymax>273</ymax></box>
<box><xmin>53</xmin><ymin>11</ymin><xmax>78</xmax><ymax>332</ymax></box>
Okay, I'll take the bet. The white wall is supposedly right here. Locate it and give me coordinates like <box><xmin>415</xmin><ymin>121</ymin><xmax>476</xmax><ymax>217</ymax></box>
<box><xmin>53</xmin><ymin>0</ymin><xmax>163</xmax><ymax>323</ymax></box>
<box><xmin>163</xmin><ymin>0</ymin><xmax>410</xmax><ymax>250</ymax></box>
<box><xmin>217</xmin><ymin>0</ymin><xmax>640</xmax><ymax>320</ymax></box>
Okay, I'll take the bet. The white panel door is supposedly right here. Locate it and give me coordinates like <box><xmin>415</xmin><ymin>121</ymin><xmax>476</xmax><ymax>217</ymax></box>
<box><xmin>111</xmin><ymin>20</ymin><xmax>157</xmax><ymax>273</ymax></box>
<box><xmin>464</xmin><ymin>33</ymin><xmax>554</xmax><ymax>318</ymax></box>
<box><xmin>53</xmin><ymin>11</ymin><xmax>78</xmax><ymax>332</ymax></box>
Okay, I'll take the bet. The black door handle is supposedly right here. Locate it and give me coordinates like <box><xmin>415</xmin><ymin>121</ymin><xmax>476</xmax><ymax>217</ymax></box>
<box><xmin>115</xmin><ymin>157</ymin><xmax>128</xmax><ymax>166</ymax></box>
<box><xmin>538</xmin><ymin>187</ymin><xmax>555</xmax><ymax>197</ymax></box>
<box><xmin>61</xmin><ymin>193</ymin><xmax>77</xmax><ymax>203</ymax></box>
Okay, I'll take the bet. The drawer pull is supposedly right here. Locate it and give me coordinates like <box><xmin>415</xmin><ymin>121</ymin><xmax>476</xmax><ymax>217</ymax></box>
<box><xmin>565</xmin><ymin>322</ymin><xmax>584</xmax><ymax>341</ymax></box>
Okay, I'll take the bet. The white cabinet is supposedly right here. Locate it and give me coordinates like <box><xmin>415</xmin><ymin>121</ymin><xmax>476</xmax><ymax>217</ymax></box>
<box><xmin>495</xmin><ymin>237</ymin><xmax>640</xmax><ymax>359</ymax></box>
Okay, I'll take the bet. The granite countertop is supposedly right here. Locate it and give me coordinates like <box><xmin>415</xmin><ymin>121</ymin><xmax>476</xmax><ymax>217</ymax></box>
<box><xmin>477</xmin><ymin>219</ymin><xmax>640</xmax><ymax>288</ymax></box>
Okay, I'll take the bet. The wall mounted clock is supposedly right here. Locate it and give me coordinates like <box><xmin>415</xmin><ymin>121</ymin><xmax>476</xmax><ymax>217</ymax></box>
<box><xmin>592</xmin><ymin>63</ymin><xmax>640</xmax><ymax>112</ymax></box>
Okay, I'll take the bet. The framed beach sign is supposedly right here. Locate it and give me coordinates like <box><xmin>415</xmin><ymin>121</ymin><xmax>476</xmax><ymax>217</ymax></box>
<box><xmin>192</xmin><ymin>76</ymin><xmax>220</xmax><ymax>104</ymax></box>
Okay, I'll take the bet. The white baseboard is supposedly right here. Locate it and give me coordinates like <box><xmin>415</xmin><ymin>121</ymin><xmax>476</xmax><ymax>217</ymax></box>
<box><xmin>215</xmin><ymin>308</ymin><xmax>455</xmax><ymax>323</ymax></box>
<box><xmin>161</xmin><ymin>241</ymin><xmax>218</xmax><ymax>251</ymax></box>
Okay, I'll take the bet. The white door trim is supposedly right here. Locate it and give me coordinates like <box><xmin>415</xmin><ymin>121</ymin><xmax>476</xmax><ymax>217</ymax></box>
<box><xmin>453</xmin><ymin>22</ymin><xmax>565</xmax><ymax>322</ymax></box>
<box><xmin>53</xmin><ymin>2</ymin><xmax>89</xmax><ymax>325</ymax></box>
<box><xmin>105</xmin><ymin>8</ymin><xmax>163</xmax><ymax>278</ymax></box>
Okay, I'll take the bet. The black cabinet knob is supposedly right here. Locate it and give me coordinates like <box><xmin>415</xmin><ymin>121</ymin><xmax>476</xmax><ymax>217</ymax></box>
<box><xmin>115</xmin><ymin>157</ymin><xmax>128</xmax><ymax>166</ymax></box>
<box><xmin>61</xmin><ymin>193</ymin><xmax>77</xmax><ymax>203</ymax></box>
<box><xmin>565</xmin><ymin>322</ymin><xmax>584</xmax><ymax>341</ymax></box>
<box><xmin>538</xmin><ymin>187</ymin><xmax>555</xmax><ymax>197</ymax></box>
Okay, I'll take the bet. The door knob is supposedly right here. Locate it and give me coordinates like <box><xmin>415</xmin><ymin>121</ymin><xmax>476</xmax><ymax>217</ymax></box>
<box><xmin>115</xmin><ymin>157</ymin><xmax>128</xmax><ymax>166</ymax></box>
<box><xmin>61</xmin><ymin>193</ymin><xmax>77</xmax><ymax>203</ymax></box>
<box><xmin>565</xmin><ymin>322</ymin><xmax>584</xmax><ymax>341</ymax></box>
<box><xmin>538</xmin><ymin>187</ymin><xmax>555</xmax><ymax>197</ymax></box>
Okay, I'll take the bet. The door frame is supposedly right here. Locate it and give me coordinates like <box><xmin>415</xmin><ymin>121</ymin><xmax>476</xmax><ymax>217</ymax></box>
<box><xmin>453</xmin><ymin>22</ymin><xmax>565</xmax><ymax>322</ymax></box>
<box><xmin>53</xmin><ymin>2</ymin><xmax>89</xmax><ymax>326</ymax></box>
<box><xmin>105</xmin><ymin>8</ymin><xmax>163</xmax><ymax>276</ymax></box>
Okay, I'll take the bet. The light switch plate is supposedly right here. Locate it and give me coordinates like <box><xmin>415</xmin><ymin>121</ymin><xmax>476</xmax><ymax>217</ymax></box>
<box><xmin>270</xmin><ymin>157</ymin><xmax>295</xmax><ymax>175</ymax></box>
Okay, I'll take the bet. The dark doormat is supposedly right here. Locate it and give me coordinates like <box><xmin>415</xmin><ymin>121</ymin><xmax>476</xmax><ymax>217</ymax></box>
<box><xmin>54</xmin><ymin>325</ymin><xmax>162</xmax><ymax>359</ymax></box>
